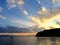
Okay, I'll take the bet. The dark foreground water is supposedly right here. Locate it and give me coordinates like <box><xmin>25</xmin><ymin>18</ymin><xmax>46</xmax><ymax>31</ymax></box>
<box><xmin>0</xmin><ymin>36</ymin><xmax>60</xmax><ymax>45</ymax></box>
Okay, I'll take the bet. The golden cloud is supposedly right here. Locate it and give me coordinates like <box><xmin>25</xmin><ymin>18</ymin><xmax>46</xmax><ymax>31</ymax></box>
<box><xmin>30</xmin><ymin>13</ymin><xmax>60</xmax><ymax>29</ymax></box>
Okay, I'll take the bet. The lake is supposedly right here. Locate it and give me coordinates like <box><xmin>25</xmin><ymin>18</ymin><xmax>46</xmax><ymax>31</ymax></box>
<box><xmin>0</xmin><ymin>36</ymin><xmax>60</xmax><ymax>45</ymax></box>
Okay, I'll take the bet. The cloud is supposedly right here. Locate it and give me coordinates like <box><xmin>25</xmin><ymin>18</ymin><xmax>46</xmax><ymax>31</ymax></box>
<box><xmin>30</xmin><ymin>12</ymin><xmax>60</xmax><ymax>29</ymax></box>
<box><xmin>41</xmin><ymin>13</ymin><xmax>60</xmax><ymax>29</ymax></box>
<box><xmin>11</xmin><ymin>19</ymin><xmax>20</xmax><ymax>23</ymax></box>
<box><xmin>36</xmin><ymin>0</ymin><xmax>41</xmax><ymax>4</ymax></box>
<box><xmin>0</xmin><ymin>15</ymin><xmax>7</xmax><ymax>19</ymax></box>
<box><xmin>7</xmin><ymin>0</ymin><xmax>16</xmax><ymax>8</ymax></box>
<box><xmin>17</xmin><ymin>0</ymin><xmax>24</xmax><ymax>6</ymax></box>
<box><xmin>52</xmin><ymin>0</ymin><xmax>60</xmax><ymax>3</ymax></box>
<box><xmin>56</xmin><ymin>21</ymin><xmax>60</xmax><ymax>25</ymax></box>
<box><xmin>0</xmin><ymin>7</ymin><xmax>3</xmax><ymax>11</ymax></box>
<box><xmin>7</xmin><ymin>0</ymin><xmax>24</xmax><ymax>9</ymax></box>
<box><xmin>23</xmin><ymin>10</ymin><xmax>28</xmax><ymax>15</ymax></box>
<box><xmin>56</xmin><ymin>0</ymin><xmax>60</xmax><ymax>2</ymax></box>
<box><xmin>52</xmin><ymin>0</ymin><xmax>56</xmax><ymax>4</ymax></box>
<box><xmin>29</xmin><ymin>16</ymin><xmax>42</xmax><ymax>26</ymax></box>
<box><xmin>38</xmin><ymin>6</ymin><xmax>47</xmax><ymax>14</ymax></box>
<box><xmin>11</xmin><ymin>19</ymin><xmax>35</xmax><ymax>27</ymax></box>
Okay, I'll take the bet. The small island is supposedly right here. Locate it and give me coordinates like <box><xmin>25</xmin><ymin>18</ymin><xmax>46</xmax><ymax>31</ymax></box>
<box><xmin>35</xmin><ymin>28</ymin><xmax>60</xmax><ymax>37</ymax></box>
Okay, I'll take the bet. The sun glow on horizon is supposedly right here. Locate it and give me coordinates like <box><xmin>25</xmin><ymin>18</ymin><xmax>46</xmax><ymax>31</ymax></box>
<box><xmin>30</xmin><ymin>13</ymin><xmax>60</xmax><ymax>30</ymax></box>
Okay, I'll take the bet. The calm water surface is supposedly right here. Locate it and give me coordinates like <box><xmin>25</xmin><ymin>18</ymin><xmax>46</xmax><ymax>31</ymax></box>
<box><xmin>0</xmin><ymin>36</ymin><xmax>60</xmax><ymax>45</ymax></box>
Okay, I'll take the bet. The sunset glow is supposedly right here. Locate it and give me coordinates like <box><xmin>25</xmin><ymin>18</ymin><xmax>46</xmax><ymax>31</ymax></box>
<box><xmin>30</xmin><ymin>13</ymin><xmax>60</xmax><ymax>29</ymax></box>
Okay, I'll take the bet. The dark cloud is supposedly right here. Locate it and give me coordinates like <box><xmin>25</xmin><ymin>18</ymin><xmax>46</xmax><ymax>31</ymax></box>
<box><xmin>0</xmin><ymin>26</ymin><xmax>34</xmax><ymax>33</ymax></box>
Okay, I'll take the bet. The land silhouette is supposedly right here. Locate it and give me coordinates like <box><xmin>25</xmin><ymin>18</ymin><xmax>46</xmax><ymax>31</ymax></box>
<box><xmin>36</xmin><ymin>28</ymin><xmax>60</xmax><ymax>37</ymax></box>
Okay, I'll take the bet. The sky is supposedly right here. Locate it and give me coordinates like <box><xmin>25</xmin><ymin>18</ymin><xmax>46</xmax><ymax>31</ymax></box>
<box><xmin>0</xmin><ymin>0</ymin><xmax>60</xmax><ymax>29</ymax></box>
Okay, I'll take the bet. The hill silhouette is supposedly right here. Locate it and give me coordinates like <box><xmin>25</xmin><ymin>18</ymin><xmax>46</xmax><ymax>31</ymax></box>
<box><xmin>35</xmin><ymin>28</ymin><xmax>60</xmax><ymax>37</ymax></box>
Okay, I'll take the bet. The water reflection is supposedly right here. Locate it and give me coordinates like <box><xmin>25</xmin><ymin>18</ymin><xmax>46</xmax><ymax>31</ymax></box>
<box><xmin>0</xmin><ymin>36</ymin><xmax>60</xmax><ymax>45</ymax></box>
<box><xmin>37</xmin><ymin>37</ymin><xmax>60</xmax><ymax>45</ymax></box>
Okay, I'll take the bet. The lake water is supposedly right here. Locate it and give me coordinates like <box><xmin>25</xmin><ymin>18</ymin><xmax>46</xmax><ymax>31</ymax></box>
<box><xmin>0</xmin><ymin>36</ymin><xmax>60</xmax><ymax>45</ymax></box>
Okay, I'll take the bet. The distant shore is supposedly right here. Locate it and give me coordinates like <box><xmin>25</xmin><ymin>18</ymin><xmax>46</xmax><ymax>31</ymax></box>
<box><xmin>0</xmin><ymin>32</ymin><xmax>37</xmax><ymax>36</ymax></box>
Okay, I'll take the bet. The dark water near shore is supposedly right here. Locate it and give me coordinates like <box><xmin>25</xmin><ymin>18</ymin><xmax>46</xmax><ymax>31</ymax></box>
<box><xmin>0</xmin><ymin>36</ymin><xmax>60</xmax><ymax>45</ymax></box>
